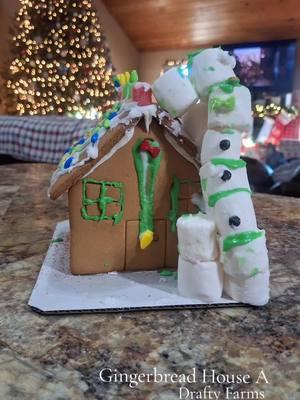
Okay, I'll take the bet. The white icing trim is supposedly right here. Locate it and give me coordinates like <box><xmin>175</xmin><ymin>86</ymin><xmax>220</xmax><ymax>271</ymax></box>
<box><xmin>82</xmin><ymin>126</ymin><xmax>136</xmax><ymax>179</ymax></box>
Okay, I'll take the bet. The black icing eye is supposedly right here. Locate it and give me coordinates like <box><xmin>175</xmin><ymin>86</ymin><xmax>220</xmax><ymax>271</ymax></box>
<box><xmin>221</xmin><ymin>170</ymin><xmax>232</xmax><ymax>181</ymax></box>
<box><xmin>219</xmin><ymin>139</ymin><xmax>231</xmax><ymax>150</ymax></box>
<box><xmin>229</xmin><ymin>216</ymin><xmax>241</xmax><ymax>227</ymax></box>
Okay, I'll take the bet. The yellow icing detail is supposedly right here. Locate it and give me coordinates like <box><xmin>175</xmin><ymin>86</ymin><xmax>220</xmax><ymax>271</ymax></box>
<box><xmin>119</xmin><ymin>73</ymin><xmax>126</xmax><ymax>86</ymax></box>
<box><xmin>125</xmin><ymin>71</ymin><xmax>130</xmax><ymax>83</ymax></box>
<box><xmin>140</xmin><ymin>230</ymin><xmax>154</xmax><ymax>250</ymax></box>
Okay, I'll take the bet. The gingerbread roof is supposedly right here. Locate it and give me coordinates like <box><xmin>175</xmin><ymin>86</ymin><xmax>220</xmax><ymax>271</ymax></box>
<box><xmin>48</xmin><ymin>102</ymin><xmax>199</xmax><ymax>200</ymax></box>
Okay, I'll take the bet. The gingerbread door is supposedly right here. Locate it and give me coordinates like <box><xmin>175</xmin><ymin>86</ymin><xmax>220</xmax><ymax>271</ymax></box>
<box><xmin>125</xmin><ymin>220</ymin><xmax>166</xmax><ymax>270</ymax></box>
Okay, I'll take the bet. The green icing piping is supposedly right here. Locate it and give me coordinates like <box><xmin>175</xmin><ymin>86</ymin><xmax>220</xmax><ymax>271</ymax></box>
<box><xmin>208</xmin><ymin>188</ymin><xmax>251</xmax><ymax>207</ymax></box>
<box><xmin>168</xmin><ymin>176</ymin><xmax>180</xmax><ymax>232</ymax></box>
<box><xmin>81</xmin><ymin>179</ymin><xmax>124</xmax><ymax>224</ymax></box>
<box><xmin>201</xmin><ymin>177</ymin><xmax>208</xmax><ymax>192</ymax></box>
<box><xmin>132</xmin><ymin>139</ymin><xmax>162</xmax><ymax>238</ymax></box>
<box><xmin>222</xmin><ymin>128</ymin><xmax>236</xmax><ymax>135</ymax></box>
<box><xmin>51</xmin><ymin>238</ymin><xmax>64</xmax><ymax>243</ymax></box>
<box><xmin>159</xmin><ymin>269</ymin><xmax>175</xmax><ymax>277</ymax></box>
<box><xmin>211</xmin><ymin>158</ymin><xmax>246</xmax><ymax>169</ymax></box>
<box><xmin>168</xmin><ymin>176</ymin><xmax>201</xmax><ymax>232</ymax></box>
<box><xmin>223</xmin><ymin>231</ymin><xmax>264</xmax><ymax>252</ymax></box>
<box><xmin>249</xmin><ymin>267</ymin><xmax>261</xmax><ymax>278</ymax></box>
<box><xmin>208</xmin><ymin>78</ymin><xmax>241</xmax><ymax>95</ymax></box>
<box><xmin>208</xmin><ymin>95</ymin><xmax>236</xmax><ymax>113</ymax></box>
<box><xmin>187</xmin><ymin>48</ymin><xmax>204</xmax><ymax>70</ymax></box>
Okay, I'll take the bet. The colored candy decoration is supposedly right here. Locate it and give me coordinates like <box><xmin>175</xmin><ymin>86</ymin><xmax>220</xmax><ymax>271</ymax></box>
<box><xmin>132</xmin><ymin>138</ymin><xmax>162</xmax><ymax>250</ymax></box>
<box><xmin>76</xmin><ymin>138</ymin><xmax>85</xmax><ymax>145</ymax></box>
<box><xmin>108</xmin><ymin>111</ymin><xmax>118</xmax><ymax>120</ymax></box>
<box><xmin>132</xmin><ymin>83</ymin><xmax>153</xmax><ymax>106</ymax></box>
<box><xmin>91</xmin><ymin>132</ymin><xmax>99</xmax><ymax>144</ymax></box>
<box><xmin>114</xmin><ymin>70</ymin><xmax>139</xmax><ymax>100</ymax></box>
<box><xmin>64</xmin><ymin>157</ymin><xmax>74</xmax><ymax>169</ymax></box>
<box><xmin>103</xmin><ymin>119</ymin><xmax>110</xmax><ymax>129</ymax></box>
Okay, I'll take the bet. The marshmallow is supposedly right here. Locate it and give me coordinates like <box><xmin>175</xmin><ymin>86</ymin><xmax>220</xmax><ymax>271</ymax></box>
<box><xmin>189</xmin><ymin>48</ymin><xmax>236</xmax><ymax>98</ymax></box>
<box><xmin>177</xmin><ymin>213</ymin><xmax>218</xmax><ymax>262</ymax></box>
<box><xmin>207</xmin><ymin>85</ymin><xmax>253</xmax><ymax>132</ymax></box>
<box><xmin>224</xmin><ymin>271</ymin><xmax>270</xmax><ymax>306</ymax></box>
<box><xmin>214</xmin><ymin>191</ymin><xmax>257</xmax><ymax>236</ymax></box>
<box><xmin>152</xmin><ymin>66</ymin><xmax>198</xmax><ymax>117</ymax></box>
<box><xmin>220</xmin><ymin>230</ymin><xmax>269</xmax><ymax>279</ymax></box>
<box><xmin>178</xmin><ymin>256</ymin><xmax>224</xmax><ymax>302</ymax></box>
<box><xmin>200</xmin><ymin>129</ymin><xmax>242</xmax><ymax>165</ymax></box>
<box><xmin>200</xmin><ymin>159</ymin><xmax>250</xmax><ymax>207</ymax></box>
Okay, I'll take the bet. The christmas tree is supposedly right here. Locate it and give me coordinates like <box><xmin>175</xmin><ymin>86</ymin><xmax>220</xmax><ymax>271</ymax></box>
<box><xmin>2</xmin><ymin>0</ymin><xmax>116</xmax><ymax>117</ymax></box>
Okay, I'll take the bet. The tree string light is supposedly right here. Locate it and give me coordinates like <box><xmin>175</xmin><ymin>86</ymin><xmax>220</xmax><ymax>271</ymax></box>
<box><xmin>2</xmin><ymin>0</ymin><xmax>116</xmax><ymax>118</ymax></box>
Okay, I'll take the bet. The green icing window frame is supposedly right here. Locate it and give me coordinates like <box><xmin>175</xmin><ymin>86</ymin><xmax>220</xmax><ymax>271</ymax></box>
<box><xmin>168</xmin><ymin>175</ymin><xmax>201</xmax><ymax>232</ymax></box>
<box><xmin>81</xmin><ymin>178</ymin><xmax>124</xmax><ymax>224</ymax></box>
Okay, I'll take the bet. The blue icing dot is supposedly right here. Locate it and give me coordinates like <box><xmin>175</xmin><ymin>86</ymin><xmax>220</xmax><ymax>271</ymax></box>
<box><xmin>108</xmin><ymin>111</ymin><xmax>118</xmax><ymax>120</ymax></box>
<box><xmin>91</xmin><ymin>133</ymin><xmax>99</xmax><ymax>144</ymax></box>
<box><xmin>64</xmin><ymin>157</ymin><xmax>74</xmax><ymax>169</ymax></box>
<box><xmin>76</xmin><ymin>138</ymin><xmax>85</xmax><ymax>145</ymax></box>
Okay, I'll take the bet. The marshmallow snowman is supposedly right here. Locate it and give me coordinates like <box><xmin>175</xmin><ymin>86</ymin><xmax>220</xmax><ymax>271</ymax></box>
<box><xmin>224</xmin><ymin>270</ymin><xmax>270</xmax><ymax>306</ymax></box>
<box><xmin>151</xmin><ymin>46</ymin><xmax>270</xmax><ymax>305</ymax></box>
<box><xmin>188</xmin><ymin>48</ymin><xmax>236</xmax><ymax>99</ymax></box>
<box><xmin>152</xmin><ymin>66</ymin><xmax>198</xmax><ymax>117</ymax></box>
<box><xmin>200</xmin><ymin>129</ymin><xmax>242</xmax><ymax>165</ymax></box>
<box><xmin>199</xmin><ymin>158</ymin><xmax>250</xmax><ymax>207</ymax></box>
<box><xmin>207</xmin><ymin>85</ymin><xmax>253</xmax><ymax>132</ymax></box>
<box><xmin>213</xmin><ymin>191</ymin><xmax>258</xmax><ymax>237</ymax></box>
<box><xmin>220</xmin><ymin>230</ymin><xmax>269</xmax><ymax>279</ymax></box>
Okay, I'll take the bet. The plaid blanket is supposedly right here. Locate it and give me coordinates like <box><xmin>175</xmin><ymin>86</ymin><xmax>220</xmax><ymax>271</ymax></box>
<box><xmin>0</xmin><ymin>116</ymin><xmax>98</xmax><ymax>163</ymax></box>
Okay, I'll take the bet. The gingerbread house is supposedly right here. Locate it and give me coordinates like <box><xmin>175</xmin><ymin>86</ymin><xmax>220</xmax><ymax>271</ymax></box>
<box><xmin>49</xmin><ymin>93</ymin><xmax>201</xmax><ymax>275</ymax></box>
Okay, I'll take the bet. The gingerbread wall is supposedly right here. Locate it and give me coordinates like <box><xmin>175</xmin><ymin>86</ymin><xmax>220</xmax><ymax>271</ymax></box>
<box><xmin>68</xmin><ymin>120</ymin><xmax>200</xmax><ymax>274</ymax></box>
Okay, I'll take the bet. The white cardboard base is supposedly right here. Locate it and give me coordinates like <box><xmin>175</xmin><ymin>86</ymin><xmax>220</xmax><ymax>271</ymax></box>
<box><xmin>28</xmin><ymin>220</ymin><xmax>239</xmax><ymax>314</ymax></box>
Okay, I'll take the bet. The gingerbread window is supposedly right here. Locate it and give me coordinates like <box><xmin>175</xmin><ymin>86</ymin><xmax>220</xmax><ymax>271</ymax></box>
<box><xmin>81</xmin><ymin>178</ymin><xmax>124</xmax><ymax>224</ymax></box>
<box><xmin>168</xmin><ymin>175</ymin><xmax>201</xmax><ymax>232</ymax></box>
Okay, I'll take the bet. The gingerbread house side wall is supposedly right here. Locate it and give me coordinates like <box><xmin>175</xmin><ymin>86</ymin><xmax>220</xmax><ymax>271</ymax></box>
<box><xmin>68</xmin><ymin>121</ymin><xmax>200</xmax><ymax>275</ymax></box>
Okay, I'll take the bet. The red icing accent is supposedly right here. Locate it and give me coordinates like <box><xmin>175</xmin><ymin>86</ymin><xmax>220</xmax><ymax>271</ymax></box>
<box><xmin>139</xmin><ymin>139</ymin><xmax>161</xmax><ymax>158</ymax></box>
<box><xmin>132</xmin><ymin>86</ymin><xmax>153</xmax><ymax>106</ymax></box>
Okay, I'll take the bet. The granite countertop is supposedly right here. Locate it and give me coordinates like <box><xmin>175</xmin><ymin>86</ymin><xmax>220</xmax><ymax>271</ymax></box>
<box><xmin>0</xmin><ymin>163</ymin><xmax>299</xmax><ymax>400</ymax></box>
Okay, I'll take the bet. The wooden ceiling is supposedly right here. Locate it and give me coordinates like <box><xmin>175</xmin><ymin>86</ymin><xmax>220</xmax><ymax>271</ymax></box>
<box><xmin>102</xmin><ymin>0</ymin><xmax>300</xmax><ymax>51</ymax></box>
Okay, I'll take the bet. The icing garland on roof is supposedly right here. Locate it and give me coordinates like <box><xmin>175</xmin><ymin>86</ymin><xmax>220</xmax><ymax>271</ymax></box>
<box><xmin>49</xmin><ymin>101</ymin><xmax>158</xmax><ymax>191</ymax></box>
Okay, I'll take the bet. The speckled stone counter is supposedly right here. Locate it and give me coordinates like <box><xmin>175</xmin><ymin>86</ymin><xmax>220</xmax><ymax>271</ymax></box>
<box><xmin>0</xmin><ymin>164</ymin><xmax>299</xmax><ymax>400</ymax></box>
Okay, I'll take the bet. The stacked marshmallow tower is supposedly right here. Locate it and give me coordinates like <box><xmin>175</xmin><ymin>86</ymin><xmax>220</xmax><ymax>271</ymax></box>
<box><xmin>153</xmin><ymin>48</ymin><xmax>270</xmax><ymax>306</ymax></box>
